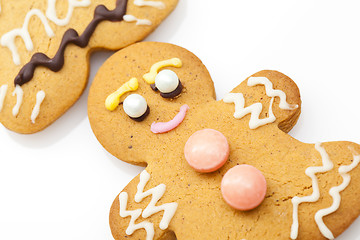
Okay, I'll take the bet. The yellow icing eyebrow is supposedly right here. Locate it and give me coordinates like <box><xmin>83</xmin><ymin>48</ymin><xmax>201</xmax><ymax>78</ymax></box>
<box><xmin>143</xmin><ymin>58</ymin><xmax>182</xmax><ymax>84</ymax></box>
<box><xmin>105</xmin><ymin>78</ymin><xmax>139</xmax><ymax>111</ymax></box>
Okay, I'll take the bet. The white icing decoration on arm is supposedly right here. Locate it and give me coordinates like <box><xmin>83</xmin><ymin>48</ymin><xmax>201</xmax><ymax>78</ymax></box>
<box><xmin>290</xmin><ymin>143</ymin><xmax>334</xmax><ymax>239</ymax></box>
<box><xmin>135</xmin><ymin>170</ymin><xmax>178</xmax><ymax>230</ymax></box>
<box><xmin>123</xmin><ymin>14</ymin><xmax>152</xmax><ymax>26</ymax></box>
<box><xmin>119</xmin><ymin>192</ymin><xmax>155</xmax><ymax>240</ymax></box>
<box><xmin>134</xmin><ymin>0</ymin><xmax>165</xmax><ymax>9</ymax></box>
<box><xmin>1</xmin><ymin>9</ymin><xmax>55</xmax><ymax>65</ymax></box>
<box><xmin>0</xmin><ymin>84</ymin><xmax>8</xmax><ymax>112</ymax></box>
<box><xmin>31</xmin><ymin>90</ymin><xmax>46</xmax><ymax>124</ymax></box>
<box><xmin>12</xmin><ymin>85</ymin><xmax>24</xmax><ymax>117</ymax></box>
<box><xmin>223</xmin><ymin>93</ymin><xmax>275</xmax><ymax>129</ymax></box>
<box><xmin>119</xmin><ymin>170</ymin><xmax>178</xmax><ymax>240</ymax></box>
<box><xmin>314</xmin><ymin>148</ymin><xmax>360</xmax><ymax>239</ymax></box>
<box><xmin>247</xmin><ymin>77</ymin><xmax>298</xmax><ymax>110</ymax></box>
<box><xmin>46</xmin><ymin>0</ymin><xmax>91</xmax><ymax>26</ymax></box>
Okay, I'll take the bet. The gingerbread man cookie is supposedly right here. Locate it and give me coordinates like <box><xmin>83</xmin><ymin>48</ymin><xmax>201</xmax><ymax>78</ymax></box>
<box><xmin>88</xmin><ymin>42</ymin><xmax>360</xmax><ymax>239</ymax></box>
<box><xmin>0</xmin><ymin>0</ymin><xmax>178</xmax><ymax>134</ymax></box>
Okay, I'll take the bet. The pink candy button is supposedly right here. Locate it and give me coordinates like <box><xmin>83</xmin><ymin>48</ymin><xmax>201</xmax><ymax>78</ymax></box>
<box><xmin>221</xmin><ymin>165</ymin><xmax>267</xmax><ymax>211</ymax></box>
<box><xmin>184</xmin><ymin>129</ymin><xmax>229</xmax><ymax>173</ymax></box>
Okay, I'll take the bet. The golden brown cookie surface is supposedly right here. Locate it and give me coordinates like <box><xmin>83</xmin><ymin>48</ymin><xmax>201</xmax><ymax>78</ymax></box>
<box><xmin>88</xmin><ymin>42</ymin><xmax>360</xmax><ymax>239</ymax></box>
<box><xmin>0</xmin><ymin>0</ymin><xmax>178</xmax><ymax>133</ymax></box>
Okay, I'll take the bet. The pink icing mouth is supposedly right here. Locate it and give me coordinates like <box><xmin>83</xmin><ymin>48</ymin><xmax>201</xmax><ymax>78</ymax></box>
<box><xmin>151</xmin><ymin>104</ymin><xmax>189</xmax><ymax>134</ymax></box>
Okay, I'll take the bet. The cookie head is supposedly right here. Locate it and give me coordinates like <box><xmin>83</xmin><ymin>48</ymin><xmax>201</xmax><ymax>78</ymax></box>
<box><xmin>88</xmin><ymin>42</ymin><xmax>216</xmax><ymax>166</ymax></box>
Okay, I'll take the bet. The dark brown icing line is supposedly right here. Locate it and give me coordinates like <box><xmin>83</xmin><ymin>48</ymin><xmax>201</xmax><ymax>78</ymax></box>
<box><xmin>14</xmin><ymin>0</ymin><xmax>128</xmax><ymax>86</ymax></box>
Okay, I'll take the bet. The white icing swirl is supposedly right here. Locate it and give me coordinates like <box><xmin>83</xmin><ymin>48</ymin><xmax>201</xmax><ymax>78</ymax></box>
<box><xmin>12</xmin><ymin>85</ymin><xmax>24</xmax><ymax>117</ymax></box>
<box><xmin>31</xmin><ymin>90</ymin><xmax>46</xmax><ymax>124</ymax></box>
<box><xmin>0</xmin><ymin>84</ymin><xmax>8</xmax><ymax>112</ymax></box>
<box><xmin>247</xmin><ymin>77</ymin><xmax>298</xmax><ymax>110</ymax></box>
<box><xmin>314</xmin><ymin>148</ymin><xmax>360</xmax><ymax>239</ymax></box>
<box><xmin>123</xmin><ymin>14</ymin><xmax>152</xmax><ymax>26</ymax></box>
<box><xmin>290</xmin><ymin>143</ymin><xmax>334</xmax><ymax>239</ymax></box>
<box><xmin>134</xmin><ymin>0</ymin><xmax>165</xmax><ymax>9</ymax></box>
<box><xmin>223</xmin><ymin>93</ymin><xmax>275</xmax><ymax>129</ymax></box>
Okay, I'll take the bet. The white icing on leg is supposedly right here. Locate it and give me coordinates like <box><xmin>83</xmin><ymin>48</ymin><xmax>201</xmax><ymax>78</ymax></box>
<box><xmin>290</xmin><ymin>143</ymin><xmax>334</xmax><ymax>239</ymax></box>
<box><xmin>135</xmin><ymin>170</ymin><xmax>178</xmax><ymax>230</ymax></box>
<box><xmin>12</xmin><ymin>85</ymin><xmax>24</xmax><ymax>117</ymax></box>
<box><xmin>134</xmin><ymin>0</ymin><xmax>165</xmax><ymax>9</ymax></box>
<box><xmin>46</xmin><ymin>0</ymin><xmax>91</xmax><ymax>26</ymax></box>
<box><xmin>0</xmin><ymin>84</ymin><xmax>8</xmax><ymax>112</ymax></box>
<box><xmin>123</xmin><ymin>14</ymin><xmax>152</xmax><ymax>26</ymax></box>
<box><xmin>314</xmin><ymin>148</ymin><xmax>360</xmax><ymax>239</ymax></box>
<box><xmin>247</xmin><ymin>77</ymin><xmax>298</xmax><ymax>110</ymax></box>
<box><xmin>119</xmin><ymin>170</ymin><xmax>178</xmax><ymax>240</ymax></box>
<box><xmin>119</xmin><ymin>192</ymin><xmax>155</xmax><ymax>240</ymax></box>
<box><xmin>223</xmin><ymin>93</ymin><xmax>275</xmax><ymax>129</ymax></box>
<box><xmin>31</xmin><ymin>90</ymin><xmax>46</xmax><ymax>124</ymax></box>
<box><xmin>1</xmin><ymin>9</ymin><xmax>54</xmax><ymax>65</ymax></box>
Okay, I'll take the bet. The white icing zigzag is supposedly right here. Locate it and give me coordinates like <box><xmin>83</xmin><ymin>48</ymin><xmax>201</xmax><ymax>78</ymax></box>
<box><xmin>135</xmin><ymin>170</ymin><xmax>178</xmax><ymax>230</ymax></box>
<box><xmin>12</xmin><ymin>85</ymin><xmax>24</xmax><ymax>117</ymax></box>
<box><xmin>1</xmin><ymin>0</ymin><xmax>90</xmax><ymax>65</ymax></box>
<box><xmin>119</xmin><ymin>170</ymin><xmax>178</xmax><ymax>240</ymax></box>
<box><xmin>290</xmin><ymin>143</ymin><xmax>334</xmax><ymax>239</ymax></box>
<box><xmin>223</xmin><ymin>93</ymin><xmax>275</xmax><ymax>129</ymax></box>
<box><xmin>46</xmin><ymin>0</ymin><xmax>91</xmax><ymax>26</ymax></box>
<box><xmin>31</xmin><ymin>90</ymin><xmax>46</xmax><ymax>124</ymax></box>
<box><xmin>1</xmin><ymin>9</ymin><xmax>54</xmax><ymax>65</ymax></box>
<box><xmin>223</xmin><ymin>76</ymin><xmax>298</xmax><ymax>129</ymax></box>
<box><xmin>314</xmin><ymin>148</ymin><xmax>360</xmax><ymax>239</ymax></box>
<box><xmin>119</xmin><ymin>192</ymin><xmax>155</xmax><ymax>240</ymax></box>
<box><xmin>123</xmin><ymin>14</ymin><xmax>152</xmax><ymax>26</ymax></box>
<box><xmin>247</xmin><ymin>77</ymin><xmax>298</xmax><ymax>110</ymax></box>
<box><xmin>134</xmin><ymin>0</ymin><xmax>165</xmax><ymax>9</ymax></box>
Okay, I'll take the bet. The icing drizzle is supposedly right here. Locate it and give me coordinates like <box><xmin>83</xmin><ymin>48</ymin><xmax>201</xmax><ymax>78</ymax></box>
<box><xmin>0</xmin><ymin>84</ymin><xmax>8</xmax><ymax>112</ymax></box>
<box><xmin>119</xmin><ymin>192</ymin><xmax>154</xmax><ymax>240</ymax></box>
<box><xmin>46</xmin><ymin>0</ymin><xmax>91</xmax><ymax>26</ymax></box>
<box><xmin>314</xmin><ymin>148</ymin><xmax>360</xmax><ymax>239</ymax></box>
<box><xmin>223</xmin><ymin>93</ymin><xmax>275</xmax><ymax>129</ymax></box>
<box><xmin>123</xmin><ymin>14</ymin><xmax>152</xmax><ymax>25</ymax></box>
<box><xmin>134</xmin><ymin>0</ymin><xmax>165</xmax><ymax>9</ymax></box>
<box><xmin>12</xmin><ymin>85</ymin><xmax>24</xmax><ymax>117</ymax></box>
<box><xmin>31</xmin><ymin>90</ymin><xmax>46</xmax><ymax>124</ymax></box>
<box><xmin>247</xmin><ymin>77</ymin><xmax>298</xmax><ymax>110</ymax></box>
<box><xmin>135</xmin><ymin>170</ymin><xmax>178</xmax><ymax>230</ymax></box>
<box><xmin>290</xmin><ymin>143</ymin><xmax>334</xmax><ymax>239</ymax></box>
<box><xmin>223</xmin><ymin>76</ymin><xmax>298</xmax><ymax>129</ymax></box>
<box><xmin>14</xmin><ymin>0</ymin><xmax>129</xmax><ymax>86</ymax></box>
<box><xmin>1</xmin><ymin>9</ymin><xmax>55</xmax><ymax>65</ymax></box>
<box><xmin>119</xmin><ymin>170</ymin><xmax>178</xmax><ymax>240</ymax></box>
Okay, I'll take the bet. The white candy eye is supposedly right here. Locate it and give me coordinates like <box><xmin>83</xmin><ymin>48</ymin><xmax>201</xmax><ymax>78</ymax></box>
<box><xmin>123</xmin><ymin>94</ymin><xmax>148</xmax><ymax>119</ymax></box>
<box><xmin>155</xmin><ymin>70</ymin><xmax>180</xmax><ymax>93</ymax></box>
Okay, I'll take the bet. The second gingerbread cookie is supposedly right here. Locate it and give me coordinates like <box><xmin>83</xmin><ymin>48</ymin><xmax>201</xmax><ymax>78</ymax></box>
<box><xmin>0</xmin><ymin>0</ymin><xmax>178</xmax><ymax>133</ymax></box>
<box><xmin>88</xmin><ymin>42</ymin><xmax>360</xmax><ymax>239</ymax></box>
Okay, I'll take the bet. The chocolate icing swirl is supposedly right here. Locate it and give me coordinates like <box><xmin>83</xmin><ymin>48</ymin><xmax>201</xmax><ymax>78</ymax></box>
<box><xmin>14</xmin><ymin>0</ymin><xmax>128</xmax><ymax>86</ymax></box>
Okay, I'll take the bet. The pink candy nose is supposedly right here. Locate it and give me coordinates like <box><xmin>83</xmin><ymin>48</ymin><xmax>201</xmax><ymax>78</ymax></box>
<box><xmin>221</xmin><ymin>164</ymin><xmax>267</xmax><ymax>211</ymax></box>
<box><xmin>184</xmin><ymin>129</ymin><xmax>230</xmax><ymax>173</ymax></box>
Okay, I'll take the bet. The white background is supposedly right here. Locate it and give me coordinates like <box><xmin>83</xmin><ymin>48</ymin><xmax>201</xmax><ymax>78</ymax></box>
<box><xmin>1</xmin><ymin>0</ymin><xmax>360</xmax><ymax>239</ymax></box>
